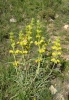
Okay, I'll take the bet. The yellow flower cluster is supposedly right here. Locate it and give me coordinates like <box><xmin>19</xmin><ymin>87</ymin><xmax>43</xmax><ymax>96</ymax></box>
<box><xmin>9</xmin><ymin>49</ymin><xmax>28</xmax><ymax>54</ymax></box>
<box><xmin>9</xmin><ymin>50</ymin><xmax>14</xmax><ymax>54</ymax></box>
<box><xmin>51</xmin><ymin>58</ymin><xmax>60</xmax><ymax>63</ymax></box>
<box><xmin>16</xmin><ymin>19</ymin><xmax>34</xmax><ymax>54</ymax></box>
<box><xmin>15</xmin><ymin>50</ymin><xmax>22</xmax><ymax>54</ymax></box>
<box><xmin>17</xmin><ymin>31</ymin><xmax>27</xmax><ymax>46</ymax></box>
<box><xmin>34</xmin><ymin>37</ymin><xmax>45</xmax><ymax>45</ymax></box>
<box><xmin>9</xmin><ymin>19</ymin><xmax>34</xmax><ymax>67</ymax></box>
<box><xmin>26</xmin><ymin>18</ymin><xmax>34</xmax><ymax>35</ymax></box>
<box><xmin>35</xmin><ymin>20</ymin><xmax>47</xmax><ymax>62</ymax></box>
<box><xmin>36</xmin><ymin>20</ymin><xmax>42</xmax><ymax>33</ymax></box>
<box><xmin>13</xmin><ymin>61</ymin><xmax>19</xmax><ymax>66</ymax></box>
<box><xmin>25</xmin><ymin>19</ymin><xmax>34</xmax><ymax>49</ymax></box>
<box><xmin>9</xmin><ymin>32</ymin><xmax>20</xmax><ymax>67</ymax></box>
<box><xmin>9</xmin><ymin>19</ymin><xmax>62</xmax><ymax>68</ymax></box>
<box><xmin>38</xmin><ymin>48</ymin><xmax>45</xmax><ymax>54</ymax></box>
<box><xmin>51</xmin><ymin>38</ymin><xmax>62</xmax><ymax>64</ymax></box>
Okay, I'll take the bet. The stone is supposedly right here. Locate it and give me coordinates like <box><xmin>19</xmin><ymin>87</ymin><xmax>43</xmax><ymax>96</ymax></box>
<box><xmin>49</xmin><ymin>85</ymin><xmax>57</xmax><ymax>95</ymax></box>
<box><xmin>64</xmin><ymin>25</ymin><xmax>69</xmax><ymax>29</ymax></box>
<box><xmin>10</xmin><ymin>18</ymin><xmax>17</xmax><ymax>23</ymax></box>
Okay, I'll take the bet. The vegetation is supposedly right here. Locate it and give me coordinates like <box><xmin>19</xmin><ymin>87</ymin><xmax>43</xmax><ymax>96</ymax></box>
<box><xmin>0</xmin><ymin>0</ymin><xmax>69</xmax><ymax>100</ymax></box>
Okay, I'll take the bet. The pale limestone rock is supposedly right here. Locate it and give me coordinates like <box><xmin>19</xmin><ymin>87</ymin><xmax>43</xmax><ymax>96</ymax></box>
<box><xmin>64</xmin><ymin>25</ymin><xmax>69</xmax><ymax>29</ymax></box>
<box><xmin>10</xmin><ymin>18</ymin><xmax>17</xmax><ymax>22</ymax></box>
<box><xmin>49</xmin><ymin>85</ymin><xmax>57</xmax><ymax>95</ymax></box>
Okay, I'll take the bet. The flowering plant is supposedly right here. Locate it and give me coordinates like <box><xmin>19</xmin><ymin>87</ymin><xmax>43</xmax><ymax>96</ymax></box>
<box><xmin>9</xmin><ymin>19</ymin><xmax>62</xmax><ymax>100</ymax></box>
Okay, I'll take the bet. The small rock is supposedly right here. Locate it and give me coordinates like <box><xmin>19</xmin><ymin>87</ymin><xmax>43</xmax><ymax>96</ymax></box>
<box><xmin>64</xmin><ymin>25</ymin><xmax>69</xmax><ymax>29</ymax></box>
<box><xmin>49</xmin><ymin>85</ymin><xmax>57</xmax><ymax>95</ymax></box>
<box><xmin>10</xmin><ymin>18</ymin><xmax>17</xmax><ymax>23</ymax></box>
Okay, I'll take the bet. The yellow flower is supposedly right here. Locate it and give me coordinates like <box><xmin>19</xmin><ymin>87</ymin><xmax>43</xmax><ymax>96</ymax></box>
<box><xmin>51</xmin><ymin>46</ymin><xmax>57</xmax><ymax>50</ymax></box>
<box><xmin>54</xmin><ymin>42</ymin><xmax>60</xmax><ymax>46</ymax></box>
<box><xmin>51</xmin><ymin>58</ymin><xmax>60</xmax><ymax>63</ymax></box>
<box><xmin>22</xmin><ymin>50</ymin><xmax>28</xmax><ymax>54</ymax></box>
<box><xmin>56</xmin><ymin>59</ymin><xmax>60</xmax><ymax>63</ymax></box>
<box><xmin>57</xmin><ymin>47</ymin><xmax>61</xmax><ymax>50</ymax></box>
<box><xmin>13</xmin><ymin>61</ymin><xmax>19</xmax><ymax>66</ymax></box>
<box><xmin>20</xmin><ymin>41</ymin><xmax>27</xmax><ymax>46</ymax></box>
<box><xmin>52</xmin><ymin>46</ymin><xmax>61</xmax><ymax>50</ymax></box>
<box><xmin>27</xmin><ymin>25</ymin><xmax>32</xmax><ymax>30</ymax></box>
<box><xmin>19</xmin><ymin>31</ymin><xmax>24</xmax><ymax>40</ymax></box>
<box><xmin>34</xmin><ymin>41</ymin><xmax>38</xmax><ymax>45</ymax></box>
<box><xmin>36</xmin><ymin>41</ymin><xmax>41</xmax><ymax>45</ymax></box>
<box><xmin>30</xmin><ymin>41</ymin><xmax>33</xmax><ymax>44</ymax></box>
<box><xmin>38</xmin><ymin>48</ymin><xmax>45</xmax><ymax>53</ymax></box>
<box><xmin>36</xmin><ymin>33</ymin><xmax>41</xmax><ymax>38</ymax></box>
<box><xmin>51</xmin><ymin>39</ymin><xmax>61</xmax><ymax>64</ymax></box>
<box><xmin>35</xmin><ymin>57</ymin><xmax>42</xmax><ymax>63</ymax></box>
<box><xmin>27</xmin><ymin>31</ymin><xmax>32</xmax><ymax>34</ymax></box>
<box><xmin>27</xmin><ymin>36</ymin><xmax>32</xmax><ymax>40</ymax></box>
<box><xmin>57</xmin><ymin>52</ymin><xmax>61</xmax><ymax>55</ymax></box>
<box><xmin>52</xmin><ymin>52</ymin><xmax>57</xmax><ymax>56</ymax></box>
<box><xmin>34</xmin><ymin>40</ymin><xmax>44</xmax><ymax>46</ymax></box>
<box><xmin>15</xmin><ymin>50</ymin><xmax>20</xmax><ymax>54</ymax></box>
<box><xmin>51</xmin><ymin>58</ymin><xmax>57</xmax><ymax>63</ymax></box>
<box><xmin>20</xmin><ymin>41</ymin><xmax>23</xmax><ymax>46</ymax></box>
<box><xmin>36</xmin><ymin>30</ymin><xmax>41</xmax><ymax>34</ymax></box>
<box><xmin>39</xmin><ymin>39</ymin><xmax>44</xmax><ymax>44</ymax></box>
<box><xmin>15</xmin><ymin>50</ymin><xmax>22</xmax><ymax>54</ymax></box>
<box><xmin>9</xmin><ymin>50</ymin><xmax>14</xmax><ymax>54</ymax></box>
